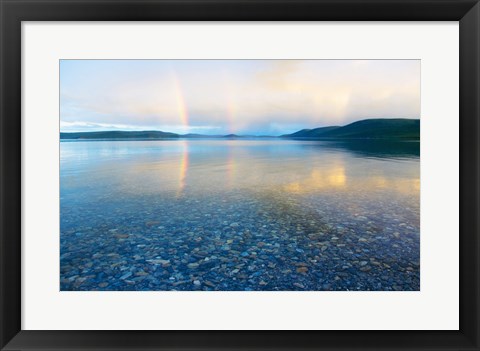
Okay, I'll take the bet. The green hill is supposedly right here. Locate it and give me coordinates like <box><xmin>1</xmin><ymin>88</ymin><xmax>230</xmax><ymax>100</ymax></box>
<box><xmin>60</xmin><ymin>130</ymin><xmax>179</xmax><ymax>140</ymax></box>
<box><xmin>60</xmin><ymin>118</ymin><xmax>420</xmax><ymax>140</ymax></box>
<box><xmin>283</xmin><ymin>118</ymin><xmax>419</xmax><ymax>140</ymax></box>
<box><xmin>281</xmin><ymin>126</ymin><xmax>340</xmax><ymax>138</ymax></box>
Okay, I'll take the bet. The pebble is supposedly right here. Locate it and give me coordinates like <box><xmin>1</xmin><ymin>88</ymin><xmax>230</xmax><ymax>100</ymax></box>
<box><xmin>120</xmin><ymin>272</ymin><xmax>132</xmax><ymax>280</ymax></box>
<box><xmin>60</xmin><ymin>141</ymin><xmax>420</xmax><ymax>292</ymax></box>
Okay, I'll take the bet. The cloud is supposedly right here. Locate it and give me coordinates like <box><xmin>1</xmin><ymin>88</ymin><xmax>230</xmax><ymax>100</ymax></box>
<box><xmin>60</xmin><ymin>60</ymin><xmax>420</xmax><ymax>134</ymax></box>
<box><xmin>60</xmin><ymin>120</ymin><xmax>222</xmax><ymax>134</ymax></box>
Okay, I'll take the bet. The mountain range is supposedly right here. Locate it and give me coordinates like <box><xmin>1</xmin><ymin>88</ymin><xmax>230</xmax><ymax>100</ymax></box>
<box><xmin>60</xmin><ymin>118</ymin><xmax>420</xmax><ymax>140</ymax></box>
<box><xmin>281</xmin><ymin>118</ymin><xmax>419</xmax><ymax>139</ymax></box>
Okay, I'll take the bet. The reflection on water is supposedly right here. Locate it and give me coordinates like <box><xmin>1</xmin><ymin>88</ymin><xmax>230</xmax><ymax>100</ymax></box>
<box><xmin>308</xmin><ymin>140</ymin><xmax>420</xmax><ymax>159</ymax></box>
<box><xmin>177</xmin><ymin>141</ymin><xmax>189</xmax><ymax>197</ymax></box>
<box><xmin>284</xmin><ymin>166</ymin><xmax>347</xmax><ymax>194</ymax></box>
<box><xmin>60</xmin><ymin>139</ymin><xmax>420</xmax><ymax>291</ymax></box>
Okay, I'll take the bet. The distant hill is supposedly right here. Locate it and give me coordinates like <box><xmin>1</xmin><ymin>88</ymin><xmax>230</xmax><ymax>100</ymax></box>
<box><xmin>282</xmin><ymin>118</ymin><xmax>419</xmax><ymax>140</ymax></box>
<box><xmin>282</xmin><ymin>126</ymin><xmax>340</xmax><ymax>138</ymax></box>
<box><xmin>183</xmin><ymin>133</ymin><xmax>221</xmax><ymax>138</ymax></box>
<box><xmin>60</xmin><ymin>130</ymin><xmax>179</xmax><ymax>140</ymax></box>
<box><xmin>60</xmin><ymin>118</ymin><xmax>420</xmax><ymax>140</ymax></box>
<box><xmin>185</xmin><ymin>134</ymin><xmax>252</xmax><ymax>138</ymax></box>
<box><xmin>61</xmin><ymin>131</ymin><xmax>264</xmax><ymax>140</ymax></box>
<box><xmin>183</xmin><ymin>133</ymin><xmax>225</xmax><ymax>139</ymax></box>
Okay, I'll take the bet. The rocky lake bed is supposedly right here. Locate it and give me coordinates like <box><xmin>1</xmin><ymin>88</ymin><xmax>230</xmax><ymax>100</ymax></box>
<box><xmin>60</xmin><ymin>139</ymin><xmax>420</xmax><ymax>291</ymax></box>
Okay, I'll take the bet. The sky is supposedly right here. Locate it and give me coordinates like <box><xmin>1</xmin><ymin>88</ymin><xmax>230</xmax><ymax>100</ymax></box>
<box><xmin>60</xmin><ymin>60</ymin><xmax>420</xmax><ymax>135</ymax></box>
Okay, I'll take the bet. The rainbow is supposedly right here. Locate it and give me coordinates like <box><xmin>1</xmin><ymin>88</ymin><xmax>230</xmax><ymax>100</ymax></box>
<box><xmin>225</xmin><ymin>94</ymin><xmax>236</xmax><ymax>135</ymax></box>
<box><xmin>171</xmin><ymin>71</ymin><xmax>189</xmax><ymax>129</ymax></box>
<box><xmin>222</xmin><ymin>69</ymin><xmax>236</xmax><ymax>134</ymax></box>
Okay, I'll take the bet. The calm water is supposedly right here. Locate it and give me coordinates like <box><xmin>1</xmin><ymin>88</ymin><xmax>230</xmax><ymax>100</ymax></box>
<box><xmin>60</xmin><ymin>139</ymin><xmax>420</xmax><ymax>291</ymax></box>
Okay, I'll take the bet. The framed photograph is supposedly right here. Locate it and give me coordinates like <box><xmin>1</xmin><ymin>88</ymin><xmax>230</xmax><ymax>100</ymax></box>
<box><xmin>1</xmin><ymin>0</ymin><xmax>479</xmax><ymax>350</ymax></box>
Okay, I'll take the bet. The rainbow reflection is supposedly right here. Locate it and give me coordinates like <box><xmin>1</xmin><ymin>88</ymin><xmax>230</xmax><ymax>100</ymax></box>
<box><xmin>177</xmin><ymin>141</ymin><xmax>189</xmax><ymax>196</ymax></box>
<box><xmin>226</xmin><ymin>150</ymin><xmax>236</xmax><ymax>188</ymax></box>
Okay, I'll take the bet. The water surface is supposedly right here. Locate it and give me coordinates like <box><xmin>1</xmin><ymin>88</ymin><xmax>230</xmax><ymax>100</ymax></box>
<box><xmin>60</xmin><ymin>139</ymin><xmax>420</xmax><ymax>291</ymax></box>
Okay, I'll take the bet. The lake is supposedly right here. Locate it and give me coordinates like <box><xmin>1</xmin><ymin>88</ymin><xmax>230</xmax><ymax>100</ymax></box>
<box><xmin>60</xmin><ymin>139</ymin><xmax>420</xmax><ymax>291</ymax></box>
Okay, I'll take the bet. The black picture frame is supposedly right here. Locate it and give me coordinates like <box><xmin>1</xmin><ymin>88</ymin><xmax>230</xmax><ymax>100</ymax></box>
<box><xmin>1</xmin><ymin>0</ymin><xmax>479</xmax><ymax>350</ymax></box>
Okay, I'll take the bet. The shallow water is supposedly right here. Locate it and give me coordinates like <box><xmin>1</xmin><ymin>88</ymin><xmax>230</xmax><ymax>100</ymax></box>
<box><xmin>60</xmin><ymin>139</ymin><xmax>420</xmax><ymax>291</ymax></box>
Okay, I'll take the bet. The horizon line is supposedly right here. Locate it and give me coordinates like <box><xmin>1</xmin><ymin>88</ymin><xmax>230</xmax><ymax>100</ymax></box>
<box><xmin>59</xmin><ymin>117</ymin><xmax>420</xmax><ymax>136</ymax></box>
